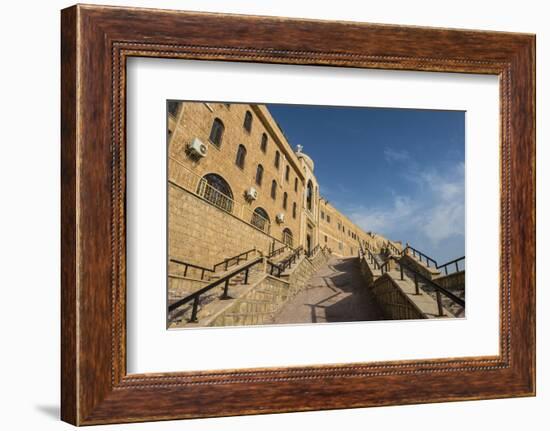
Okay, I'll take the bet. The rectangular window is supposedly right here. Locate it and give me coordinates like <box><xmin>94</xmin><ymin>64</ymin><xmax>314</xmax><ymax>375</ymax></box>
<box><xmin>325</xmin><ymin>235</ymin><xmax>328</xmax><ymax>243</ymax></box>
<box><xmin>327</xmin><ymin>215</ymin><xmax>330</xmax><ymax>223</ymax></box>
<box><xmin>321</xmin><ymin>211</ymin><xmax>325</xmax><ymax>220</ymax></box>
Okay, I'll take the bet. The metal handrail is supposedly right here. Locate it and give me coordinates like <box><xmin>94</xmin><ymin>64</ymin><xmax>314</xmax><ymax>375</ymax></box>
<box><xmin>306</xmin><ymin>244</ymin><xmax>320</xmax><ymax>258</ymax></box>
<box><xmin>402</xmin><ymin>245</ymin><xmax>438</xmax><ymax>268</ymax></box>
<box><xmin>385</xmin><ymin>240</ymin><xmax>401</xmax><ymax>256</ymax></box>
<box><xmin>169</xmin><ymin>259</ymin><xmax>215</xmax><ymax>280</ymax></box>
<box><xmin>170</xmin><ymin>248</ymin><xmax>258</xmax><ymax>281</ymax></box>
<box><xmin>358</xmin><ymin>240</ymin><xmax>464</xmax><ymax>315</ymax></box>
<box><xmin>266</xmin><ymin>260</ymin><xmax>284</xmax><ymax>277</ymax></box>
<box><xmin>388</xmin><ymin>256</ymin><xmax>465</xmax><ymax>312</ymax></box>
<box><xmin>437</xmin><ymin>256</ymin><xmax>465</xmax><ymax>275</ymax></box>
<box><xmin>168</xmin><ymin>256</ymin><xmax>264</xmax><ymax>322</ymax></box>
<box><xmin>267</xmin><ymin>245</ymin><xmax>290</xmax><ymax>259</ymax></box>
<box><xmin>358</xmin><ymin>240</ymin><xmax>365</xmax><ymax>257</ymax></box>
<box><xmin>365</xmin><ymin>247</ymin><xmax>383</xmax><ymax>270</ymax></box>
<box><xmin>269</xmin><ymin>246</ymin><xmax>303</xmax><ymax>276</ymax></box>
<box><xmin>212</xmin><ymin>248</ymin><xmax>257</xmax><ymax>272</ymax></box>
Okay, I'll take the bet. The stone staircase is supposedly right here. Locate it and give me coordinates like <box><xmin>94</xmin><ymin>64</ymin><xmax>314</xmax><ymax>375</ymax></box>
<box><xmin>168</xmin><ymin>245</ymin><xmax>332</xmax><ymax>328</ymax></box>
<box><xmin>208</xmin><ymin>276</ymin><xmax>292</xmax><ymax>327</ymax></box>
<box><xmin>358</xmin><ymin>242</ymin><xmax>464</xmax><ymax>319</ymax></box>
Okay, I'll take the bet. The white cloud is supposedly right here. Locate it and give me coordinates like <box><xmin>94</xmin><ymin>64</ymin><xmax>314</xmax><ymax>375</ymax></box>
<box><xmin>347</xmin><ymin>161</ymin><xmax>465</xmax><ymax>260</ymax></box>
<box><xmin>383</xmin><ymin>147</ymin><xmax>410</xmax><ymax>163</ymax></box>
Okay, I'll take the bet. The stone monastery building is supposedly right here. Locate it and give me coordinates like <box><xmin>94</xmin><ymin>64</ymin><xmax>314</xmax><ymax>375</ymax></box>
<box><xmin>168</xmin><ymin>101</ymin><xmax>390</xmax><ymax>265</ymax></box>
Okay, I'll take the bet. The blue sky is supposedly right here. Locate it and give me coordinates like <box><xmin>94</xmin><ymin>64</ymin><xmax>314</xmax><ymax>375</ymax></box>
<box><xmin>267</xmin><ymin>104</ymin><xmax>465</xmax><ymax>264</ymax></box>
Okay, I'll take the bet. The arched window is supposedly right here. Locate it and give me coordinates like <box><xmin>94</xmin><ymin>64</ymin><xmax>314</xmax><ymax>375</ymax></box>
<box><xmin>292</xmin><ymin>202</ymin><xmax>297</xmax><ymax>219</ymax></box>
<box><xmin>285</xmin><ymin>165</ymin><xmax>290</xmax><ymax>181</ymax></box>
<box><xmin>255</xmin><ymin>164</ymin><xmax>264</xmax><ymax>186</ymax></box>
<box><xmin>243</xmin><ymin>110</ymin><xmax>253</xmax><ymax>132</ymax></box>
<box><xmin>306</xmin><ymin>180</ymin><xmax>314</xmax><ymax>211</ymax></box>
<box><xmin>282</xmin><ymin>228</ymin><xmax>293</xmax><ymax>247</ymax></box>
<box><xmin>294</xmin><ymin>177</ymin><xmax>298</xmax><ymax>192</ymax></box>
<box><xmin>235</xmin><ymin>145</ymin><xmax>247</xmax><ymax>169</ymax></box>
<box><xmin>283</xmin><ymin>192</ymin><xmax>288</xmax><ymax>209</ymax></box>
<box><xmin>260</xmin><ymin>133</ymin><xmax>268</xmax><ymax>153</ymax></box>
<box><xmin>251</xmin><ymin>207</ymin><xmax>270</xmax><ymax>232</ymax></box>
<box><xmin>271</xmin><ymin>180</ymin><xmax>277</xmax><ymax>200</ymax></box>
<box><xmin>274</xmin><ymin>151</ymin><xmax>280</xmax><ymax>169</ymax></box>
<box><xmin>198</xmin><ymin>173</ymin><xmax>234</xmax><ymax>213</ymax></box>
<box><xmin>208</xmin><ymin>118</ymin><xmax>224</xmax><ymax>147</ymax></box>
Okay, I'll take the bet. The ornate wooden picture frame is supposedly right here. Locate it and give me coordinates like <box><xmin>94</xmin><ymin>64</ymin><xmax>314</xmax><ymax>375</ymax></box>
<box><xmin>61</xmin><ymin>4</ymin><xmax>535</xmax><ymax>425</ymax></box>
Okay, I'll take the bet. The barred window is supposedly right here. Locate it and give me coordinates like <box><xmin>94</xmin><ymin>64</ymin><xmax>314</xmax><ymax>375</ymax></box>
<box><xmin>197</xmin><ymin>174</ymin><xmax>234</xmax><ymax>213</ymax></box>
<box><xmin>283</xmin><ymin>192</ymin><xmax>288</xmax><ymax>210</ymax></box>
<box><xmin>251</xmin><ymin>207</ymin><xmax>270</xmax><ymax>232</ymax></box>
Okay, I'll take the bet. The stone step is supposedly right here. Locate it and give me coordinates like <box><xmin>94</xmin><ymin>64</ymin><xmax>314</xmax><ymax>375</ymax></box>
<box><xmin>252</xmin><ymin>289</ymin><xmax>289</xmax><ymax>301</ymax></box>
<box><xmin>388</xmin><ymin>268</ymin><xmax>463</xmax><ymax>317</ymax></box>
<box><xmin>221</xmin><ymin>310</ymin><xmax>276</xmax><ymax>326</ymax></box>
<box><xmin>234</xmin><ymin>300</ymin><xmax>280</xmax><ymax>315</ymax></box>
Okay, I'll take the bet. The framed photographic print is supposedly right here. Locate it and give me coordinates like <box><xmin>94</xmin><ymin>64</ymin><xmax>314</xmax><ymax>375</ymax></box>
<box><xmin>61</xmin><ymin>4</ymin><xmax>535</xmax><ymax>425</ymax></box>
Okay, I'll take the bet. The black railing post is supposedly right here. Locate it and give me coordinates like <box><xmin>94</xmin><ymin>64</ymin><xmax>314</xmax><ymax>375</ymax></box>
<box><xmin>455</xmin><ymin>261</ymin><xmax>459</xmax><ymax>273</ymax></box>
<box><xmin>414</xmin><ymin>273</ymin><xmax>419</xmax><ymax>295</ymax></box>
<box><xmin>244</xmin><ymin>268</ymin><xmax>249</xmax><ymax>284</ymax></box>
<box><xmin>225</xmin><ymin>259</ymin><xmax>228</xmax><ymax>271</ymax></box>
<box><xmin>184</xmin><ymin>265</ymin><xmax>188</xmax><ymax>277</ymax></box>
<box><xmin>201</xmin><ymin>268</ymin><xmax>205</xmax><ymax>280</ymax></box>
<box><xmin>221</xmin><ymin>279</ymin><xmax>230</xmax><ymax>299</ymax></box>
<box><xmin>189</xmin><ymin>297</ymin><xmax>199</xmax><ymax>322</ymax></box>
<box><xmin>400</xmin><ymin>264</ymin><xmax>404</xmax><ymax>280</ymax></box>
<box><xmin>436</xmin><ymin>290</ymin><xmax>444</xmax><ymax>316</ymax></box>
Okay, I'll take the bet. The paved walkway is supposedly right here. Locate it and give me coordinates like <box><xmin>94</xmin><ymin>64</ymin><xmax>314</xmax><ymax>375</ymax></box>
<box><xmin>273</xmin><ymin>256</ymin><xmax>386</xmax><ymax>324</ymax></box>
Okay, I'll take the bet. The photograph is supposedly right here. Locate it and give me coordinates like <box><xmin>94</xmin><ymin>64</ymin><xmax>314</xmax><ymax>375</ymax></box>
<box><xmin>0</xmin><ymin>0</ymin><xmax>541</xmax><ymax>428</ymax></box>
<box><xmin>167</xmin><ymin>101</ymin><xmax>466</xmax><ymax>328</ymax></box>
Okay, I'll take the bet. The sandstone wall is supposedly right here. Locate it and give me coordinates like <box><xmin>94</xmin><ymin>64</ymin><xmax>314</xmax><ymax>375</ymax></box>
<box><xmin>435</xmin><ymin>270</ymin><xmax>465</xmax><ymax>291</ymax></box>
<box><xmin>169</xmin><ymin>102</ymin><xmax>304</xmax><ymax>247</ymax></box>
<box><xmin>370</xmin><ymin>275</ymin><xmax>426</xmax><ymax>320</ymax></box>
<box><xmin>169</xmin><ymin>184</ymin><xmax>286</xmax><ymax>268</ymax></box>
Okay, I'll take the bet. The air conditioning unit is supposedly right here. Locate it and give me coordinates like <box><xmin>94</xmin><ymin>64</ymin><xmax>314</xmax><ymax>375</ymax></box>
<box><xmin>276</xmin><ymin>213</ymin><xmax>285</xmax><ymax>224</ymax></box>
<box><xmin>187</xmin><ymin>137</ymin><xmax>207</xmax><ymax>158</ymax></box>
<box><xmin>246</xmin><ymin>187</ymin><xmax>258</xmax><ymax>201</ymax></box>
